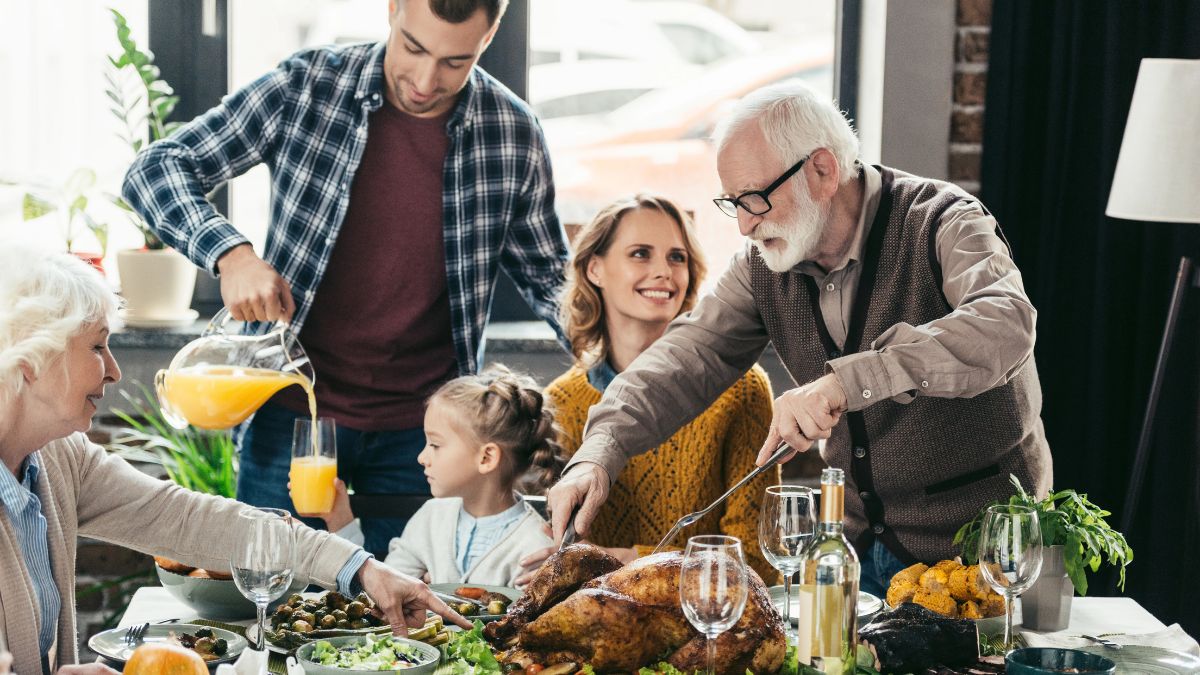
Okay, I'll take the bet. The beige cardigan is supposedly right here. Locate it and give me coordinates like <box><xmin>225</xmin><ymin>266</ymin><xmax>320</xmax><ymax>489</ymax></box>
<box><xmin>0</xmin><ymin>433</ymin><xmax>362</xmax><ymax>675</ymax></box>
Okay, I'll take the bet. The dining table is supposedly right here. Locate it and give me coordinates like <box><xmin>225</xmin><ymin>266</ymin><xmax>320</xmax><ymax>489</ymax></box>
<box><xmin>109</xmin><ymin>587</ymin><xmax>1194</xmax><ymax>672</ymax></box>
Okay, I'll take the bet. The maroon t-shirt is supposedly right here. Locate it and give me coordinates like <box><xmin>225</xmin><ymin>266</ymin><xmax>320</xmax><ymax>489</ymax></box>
<box><xmin>274</xmin><ymin>103</ymin><xmax>458</xmax><ymax>430</ymax></box>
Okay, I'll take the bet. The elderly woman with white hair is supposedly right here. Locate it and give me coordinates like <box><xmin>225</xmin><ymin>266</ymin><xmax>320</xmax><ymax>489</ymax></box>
<box><xmin>0</xmin><ymin>247</ymin><xmax>468</xmax><ymax>675</ymax></box>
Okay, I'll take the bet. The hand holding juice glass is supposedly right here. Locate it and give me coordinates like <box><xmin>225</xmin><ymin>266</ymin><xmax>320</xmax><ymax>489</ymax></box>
<box><xmin>290</xmin><ymin>418</ymin><xmax>338</xmax><ymax>514</ymax></box>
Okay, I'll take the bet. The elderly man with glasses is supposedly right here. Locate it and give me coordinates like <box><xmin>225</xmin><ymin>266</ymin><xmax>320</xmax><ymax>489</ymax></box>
<box><xmin>547</xmin><ymin>80</ymin><xmax>1052</xmax><ymax>596</ymax></box>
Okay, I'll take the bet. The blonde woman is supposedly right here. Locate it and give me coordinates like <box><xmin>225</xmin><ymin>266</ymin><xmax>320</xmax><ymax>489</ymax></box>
<box><xmin>517</xmin><ymin>194</ymin><xmax>779</xmax><ymax>584</ymax></box>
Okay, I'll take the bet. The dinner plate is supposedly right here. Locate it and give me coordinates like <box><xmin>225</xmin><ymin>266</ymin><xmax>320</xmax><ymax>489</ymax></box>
<box><xmin>428</xmin><ymin>583</ymin><xmax>521</xmax><ymax>623</ymax></box>
<box><xmin>89</xmin><ymin>623</ymin><xmax>247</xmax><ymax>665</ymax></box>
<box><xmin>245</xmin><ymin>621</ymin><xmax>394</xmax><ymax>655</ymax></box>
<box><xmin>1078</xmin><ymin>645</ymin><xmax>1200</xmax><ymax>674</ymax></box>
<box><xmin>768</xmin><ymin>585</ymin><xmax>884</xmax><ymax>623</ymax></box>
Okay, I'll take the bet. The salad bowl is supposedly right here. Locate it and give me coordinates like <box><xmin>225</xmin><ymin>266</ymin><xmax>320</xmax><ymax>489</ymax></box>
<box><xmin>295</xmin><ymin>635</ymin><xmax>441</xmax><ymax>675</ymax></box>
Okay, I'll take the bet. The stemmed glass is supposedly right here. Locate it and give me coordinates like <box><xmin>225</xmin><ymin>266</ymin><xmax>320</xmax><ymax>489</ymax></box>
<box><xmin>978</xmin><ymin>504</ymin><xmax>1042</xmax><ymax>652</ymax></box>
<box><xmin>231</xmin><ymin>507</ymin><xmax>296</xmax><ymax>668</ymax></box>
<box><xmin>680</xmin><ymin>535</ymin><xmax>749</xmax><ymax>675</ymax></box>
<box><xmin>759</xmin><ymin>485</ymin><xmax>816</xmax><ymax>639</ymax></box>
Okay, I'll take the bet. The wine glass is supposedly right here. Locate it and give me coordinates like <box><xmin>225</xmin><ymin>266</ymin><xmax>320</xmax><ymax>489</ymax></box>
<box><xmin>978</xmin><ymin>504</ymin><xmax>1042</xmax><ymax>652</ymax></box>
<box><xmin>231</xmin><ymin>507</ymin><xmax>296</xmax><ymax>667</ymax></box>
<box><xmin>680</xmin><ymin>535</ymin><xmax>749</xmax><ymax>675</ymax></box>
<box><xmin>759</xmin><ymin>485</ymin><xmax>816</xmax><ymax>639</ymax></box>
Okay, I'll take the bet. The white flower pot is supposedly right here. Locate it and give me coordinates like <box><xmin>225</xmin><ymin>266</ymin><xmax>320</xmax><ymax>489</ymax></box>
<box><xmin>117</xmin><ymin>248</ymin><xmax>198</xmax><ymax>322</ymax></box>
<box><xmin>1022</xmin><ymin>544</ymin><xmax>1073</xmax><ymax>631</ymax></box>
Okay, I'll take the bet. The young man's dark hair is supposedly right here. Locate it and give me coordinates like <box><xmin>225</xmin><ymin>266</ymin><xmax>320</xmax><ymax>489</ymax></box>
<box><xmin>422</xmin><ymin>0</ymin><xmax>509</xmax><ymax>24</ymax></box>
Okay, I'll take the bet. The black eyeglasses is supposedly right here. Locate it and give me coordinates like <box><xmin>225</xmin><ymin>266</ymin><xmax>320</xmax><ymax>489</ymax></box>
<box><xmin>712</xmin><ymin>155</ymin><xmax>810</xmax><ymax>218</ymax></box>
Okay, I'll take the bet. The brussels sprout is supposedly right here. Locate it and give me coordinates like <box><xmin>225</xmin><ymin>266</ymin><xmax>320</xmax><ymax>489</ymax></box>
<box><xmin>346</xmin><ymin>601</ymin><xmax>366</xmax><ymax>619</ymax></box>
<box><xmin>349</xmin><ymin>618</ymin><xmax>369</xmax><ymax>630</ymax></box>
<box><xmin>274</xmin><ymin>604</ymin><xmax>294</xmax><ymax>619</ymax></box>
<box><xmin>293</xmin><ymin>610</ymin><xmax>316</xmax><ymax>625</ymax></box>
<box><xmin>336</xmin><ymin>620</ymin><xmax>351</xmax><ymax>629</ymax></box>
<box><xmin>287</xmin><ymin>594</ymin><xmax>305</xmax><ymax>607</ymax></box>
<box><xmin>331</xmin><ymin>609</ymin><xmax>348</xmax><ymax>622</ymax></box>
<box><xmin>324</xmin><ymin>591</ymin><xmax>348</xmax><ymax>610</ymax></box>
<box><xmin>487</xmin><ymin>600</ymin><xmax>507</xmax><ymax>615</ymax></box>
<box><xmin>291</xmin><ymin>620</ymin><xmax>313</xmax><ymax>633</ymax></box>
<box><xmin>319</xmin><ymin>614</ymin><xmax>337</xmax><ymax>629</ymax></box>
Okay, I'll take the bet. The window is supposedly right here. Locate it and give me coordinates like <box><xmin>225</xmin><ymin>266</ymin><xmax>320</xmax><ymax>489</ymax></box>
<box><xmin>0</xmin><ymin>1</ymin><xmax>151</xmax><ymax>277</ymax></box>
<box><xmin>534</xmin><ymin>0</ymin><xmax>837</xmax><ymax>287</ymax></box>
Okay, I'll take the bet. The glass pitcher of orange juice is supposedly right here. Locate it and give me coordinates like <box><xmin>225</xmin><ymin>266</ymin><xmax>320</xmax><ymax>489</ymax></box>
<box><xmin>154</xmin><ymin>308</ymin><xmax>316</xmax><ymax>430</ymax></box>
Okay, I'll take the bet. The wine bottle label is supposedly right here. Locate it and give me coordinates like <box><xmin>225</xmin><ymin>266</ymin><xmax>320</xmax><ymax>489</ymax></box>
<box><xmin>820</xmin><ymin>481</ymin><xmax>844</xmax><ymax>523</ymax></box>
<box><xmin>795</xmin><ymin>585</ymin><xmax>813</xmax><ymax>666</ymax></box>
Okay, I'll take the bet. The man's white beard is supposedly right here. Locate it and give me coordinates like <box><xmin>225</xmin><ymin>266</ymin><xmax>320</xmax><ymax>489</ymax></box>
<box><xmin>750</xmin><ymin>181</ymin><xmax>830</xmax><ymax>273</ymax></box>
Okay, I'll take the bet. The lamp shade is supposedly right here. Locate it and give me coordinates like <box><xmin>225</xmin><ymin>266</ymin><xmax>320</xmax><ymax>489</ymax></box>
<box><xmin>1106</xmin><ymin>58</ymin><xmax>1200</xmax><ymax>223</ymax></box>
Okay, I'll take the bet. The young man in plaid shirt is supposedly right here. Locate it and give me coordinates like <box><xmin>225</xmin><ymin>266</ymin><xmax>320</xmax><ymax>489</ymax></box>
<box><xmin>124</xmin><ymin>0</ymin><xmax>568</xmax><ymax>557</ymax></box>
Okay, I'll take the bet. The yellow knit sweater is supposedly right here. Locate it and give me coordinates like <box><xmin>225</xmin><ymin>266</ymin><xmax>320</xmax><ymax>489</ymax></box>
<box><xmin>546</xmin><ymin>364</ymin><xmax>781</xmax><ymax>583</ymax></box>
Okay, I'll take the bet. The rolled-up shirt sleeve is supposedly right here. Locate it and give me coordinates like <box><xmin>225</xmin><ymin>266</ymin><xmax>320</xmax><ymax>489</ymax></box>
<box><xmin>828</xmin><ymin>201</ymin><xmax>1036</xmax><ymax>411</ymax></box>
<box><xmin>568</xmin><ymin>246</ymin><xmax>772</xmax><ymax>483</ymax></box>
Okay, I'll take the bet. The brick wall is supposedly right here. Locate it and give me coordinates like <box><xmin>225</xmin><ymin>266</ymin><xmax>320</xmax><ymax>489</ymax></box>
<box><xmin>949</xmin><ymin>0</ymin><xmax>992</xmax><ymax>194</ymax></box>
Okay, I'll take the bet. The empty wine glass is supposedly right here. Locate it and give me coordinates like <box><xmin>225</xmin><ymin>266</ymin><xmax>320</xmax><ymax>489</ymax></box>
<box><xmin>978</xmin><ymin>504</ymin><xmax>1042</xmax><ymax>652</ymax></box>
<box><xmin>759</xmin><ymin>485</ymin><xmax>816</xmax><ymax>639</ymax></box>
<box><xmin>680</xmin><ymin>535</ymin><xmax>749</xmax><ymax>675</ymax></box>
<box><xmin>231</xmin><ymin>507</ymin><xmax>296</xmax><ymax>669</ymax></box>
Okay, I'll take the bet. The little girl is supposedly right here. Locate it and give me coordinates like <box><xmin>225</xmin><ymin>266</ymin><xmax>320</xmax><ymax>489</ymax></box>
<box><xmin>308</xmin><ymin>366</ymin><xmax>565</xmax><ymax>586</ymax></box>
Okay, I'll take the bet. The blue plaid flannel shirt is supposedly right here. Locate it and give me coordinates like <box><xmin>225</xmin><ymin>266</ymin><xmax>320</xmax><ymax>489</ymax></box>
<box><xmin>123</xmin><ymin>42</ymin><xmax>568</xmax><ymax>373</ymax></box>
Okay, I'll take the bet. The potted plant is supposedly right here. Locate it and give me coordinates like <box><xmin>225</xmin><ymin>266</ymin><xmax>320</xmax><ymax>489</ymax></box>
<box><xmin>106</xmin><ymin>9</ymin><xmax>197</xmax><ymax>326</ymax></box>
<box><xmin>954</xmin><ymin>475</ymin><xmax>1133</xmax><ymax>631</ymax></box>
<box><xmin>19</xmin><ymin>168</ymin><xmax>111</xmax><ymax>274</ymax></box>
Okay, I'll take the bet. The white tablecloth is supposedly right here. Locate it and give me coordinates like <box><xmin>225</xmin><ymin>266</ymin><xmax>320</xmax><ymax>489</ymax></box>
<box><xmin>121</xmin><ymin>586</ymin><xmax>1168</xmax><ymax>634</ymax></box>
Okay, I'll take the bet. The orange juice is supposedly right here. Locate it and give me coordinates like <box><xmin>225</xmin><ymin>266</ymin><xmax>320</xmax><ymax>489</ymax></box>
<box><xmin>290</xmin><ymin>455</ymin><xmax>337</xmax><ymax>513</ymax></box>
<box><xmin>158</xmin><ymin>365</ymin><xmax>314</xmax><ymax>430</ymax></box>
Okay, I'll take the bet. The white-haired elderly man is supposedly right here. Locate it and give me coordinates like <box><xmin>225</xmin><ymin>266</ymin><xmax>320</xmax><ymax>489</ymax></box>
<box><xmin>546</xmin><ymin>80</ymin><xmax>1053</xmax><ymax>596</ymax></box>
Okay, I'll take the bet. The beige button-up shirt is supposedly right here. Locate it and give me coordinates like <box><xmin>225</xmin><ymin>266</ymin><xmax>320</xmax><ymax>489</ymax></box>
<box><xmin>568</xmin><ymin>164</ymin><xmax>1038</xmax><ymax>482</ymax></box>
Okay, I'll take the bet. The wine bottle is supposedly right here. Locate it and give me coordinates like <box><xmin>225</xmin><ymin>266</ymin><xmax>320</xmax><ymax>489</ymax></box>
<box><xmin>800</xmin><ymin>467</ymin><xmax>861</xmax><ymax>674</ymax></box>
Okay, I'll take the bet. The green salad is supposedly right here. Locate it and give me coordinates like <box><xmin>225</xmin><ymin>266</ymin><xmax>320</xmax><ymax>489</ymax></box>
<box><xmin>310</xmin><ymin>635</ymin><xmax>433</xmax><ymax>671</ymax></box>
<box><xmin>434</xmin><ymin>622</ymin><xmax>501</xmax><ymax>674</ymax></box>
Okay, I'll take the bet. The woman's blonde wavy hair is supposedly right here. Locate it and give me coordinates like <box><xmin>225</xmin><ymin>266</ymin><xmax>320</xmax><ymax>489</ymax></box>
<box><xmin>562</xmin><ymin>194</ymin><xmax>707</xmax><ymax>367</ymax></box>
<box><xmin>0</xmin><ymin>246</ymin><xmax>119</xmax><ymax>403</ymax></box>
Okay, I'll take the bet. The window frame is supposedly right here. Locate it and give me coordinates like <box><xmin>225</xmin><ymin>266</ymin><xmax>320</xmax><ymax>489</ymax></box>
<box><xmin>151</xmin><ymin>0</ymin><xmax>858</xmax><ymax>321</ymax></box>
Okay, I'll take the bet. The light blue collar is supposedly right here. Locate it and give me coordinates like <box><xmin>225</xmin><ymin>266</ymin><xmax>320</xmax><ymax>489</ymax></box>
<box><xmin>0</xmin><ymin>452</ymin><xmax>41</xmax><ymax>514</ymax></box>
<box><xmin>586</xmin><ymin>359</ymin><xmax>619</xmax><ymax>393</ymax></box>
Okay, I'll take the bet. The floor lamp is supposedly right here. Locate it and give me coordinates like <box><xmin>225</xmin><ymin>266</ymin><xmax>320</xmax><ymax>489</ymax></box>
<box><xmin>1105</xmin><ymin>58</ymin><xmax>1200</xmax><ymax>534</ymax></box>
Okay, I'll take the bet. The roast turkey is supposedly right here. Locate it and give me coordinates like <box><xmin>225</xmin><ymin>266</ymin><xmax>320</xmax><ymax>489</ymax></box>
<box><xmin>486</xmin><ymin>544</ymin><xmax>787</xmax><ymax>673</ymax></box>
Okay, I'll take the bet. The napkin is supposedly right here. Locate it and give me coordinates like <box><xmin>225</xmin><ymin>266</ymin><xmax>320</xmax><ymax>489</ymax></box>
<box><xmin>1022</xmin><ymin>623</ymin><xmax>1200</xmax><ymax>656</ymax></box>
<box><xmin>216</xmin><ymin>649</ymin><xmax>305</xmax><ymax>675</ymax></box>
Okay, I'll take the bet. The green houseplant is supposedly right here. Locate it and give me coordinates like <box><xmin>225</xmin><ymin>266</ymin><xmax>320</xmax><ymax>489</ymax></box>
<box><xmin>955</xmin><ymin>475</ymin><xmax>1133</xmax><ymax>596</ymax></box>
<box><xmin>19</xmin><ymin>168</ymin><xmax>111</xmax><ymax>270</ymax></box>
<box><xmin>105</xmin><ymin>9</ymin><xmax>198</xmax><ymax>323</ymax></box>
<box><xmin>106</xmin><ymin>383</ymin><xmax>237</xmax><ymax>498</ymax></box>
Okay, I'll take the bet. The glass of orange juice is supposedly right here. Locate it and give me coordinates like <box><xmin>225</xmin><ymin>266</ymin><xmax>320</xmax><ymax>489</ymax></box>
<box><xmin>290</xmin><ymin>417</ymin><xmax>337</xmax><ymax>514</ymax></box>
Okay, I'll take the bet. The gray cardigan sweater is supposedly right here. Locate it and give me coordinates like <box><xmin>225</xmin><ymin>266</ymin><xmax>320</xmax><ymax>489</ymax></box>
<box><xmin>0</xmin><ymin>433</ymin><xmax>361</xmax><ymax>675</ymax></box>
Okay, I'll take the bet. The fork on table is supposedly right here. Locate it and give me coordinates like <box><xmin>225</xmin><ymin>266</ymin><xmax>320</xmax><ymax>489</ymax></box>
<box><xmin>123</xmin><ymin>622</ymin><xmax>149</xmax><ymax>645</ymax></box>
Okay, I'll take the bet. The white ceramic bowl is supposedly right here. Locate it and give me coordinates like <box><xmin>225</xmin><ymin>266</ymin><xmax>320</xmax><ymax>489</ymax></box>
<box><xmin>156</xmin><ymin>564</ymin><xmax>306</xmax><ymax>620</ymax></box>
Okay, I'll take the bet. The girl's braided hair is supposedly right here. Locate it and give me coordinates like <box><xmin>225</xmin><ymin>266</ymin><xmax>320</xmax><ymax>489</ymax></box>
<box><xmin>430</xmin><ymin>365</ymin><xmax>566</xmax><ymax>493</ymax></box>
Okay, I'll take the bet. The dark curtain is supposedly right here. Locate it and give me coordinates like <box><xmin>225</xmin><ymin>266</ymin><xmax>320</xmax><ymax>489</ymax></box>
<box><xmin>981</xmin><ymin>1</ymin><xmax>1200</xmax><ymax>634</ymax></box>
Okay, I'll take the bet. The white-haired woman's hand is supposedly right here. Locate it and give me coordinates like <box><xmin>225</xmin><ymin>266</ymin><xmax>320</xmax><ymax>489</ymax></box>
<box><xmin>355</xmin><ymin>559</ymin><xmax>472</xmax><ymax>633</ymax></box>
